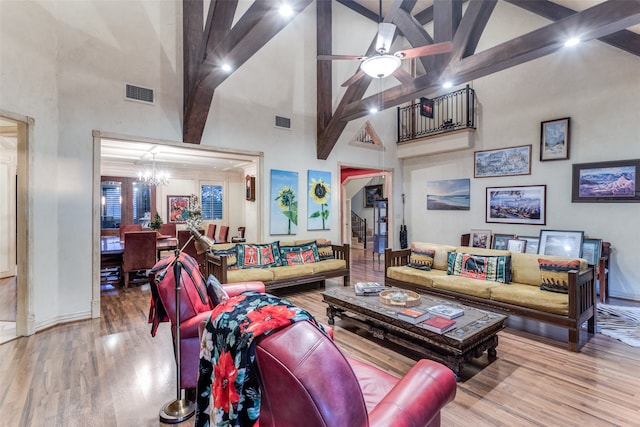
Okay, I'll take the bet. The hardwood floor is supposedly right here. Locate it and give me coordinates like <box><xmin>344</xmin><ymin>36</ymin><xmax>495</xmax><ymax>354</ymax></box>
<box><xmin>1</xmin><ymin>249</ymin><xmax>639</xmax><ymax>426</ymax></box>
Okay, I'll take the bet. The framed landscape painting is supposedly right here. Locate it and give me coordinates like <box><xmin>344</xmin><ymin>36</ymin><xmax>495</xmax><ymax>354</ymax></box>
<box><xmin>540</xmin><ymin>117</ymin><xmax>570</xmax><ymax>161</ymax></box>
<box><xmin>572</xmin><ymin>159</ymin><xmax>640</xmax><ymax>202</ymax></box>
<box><xmin>426</xmin><ymin>178</ymin><xmax>470</xmax><ymax>210</ymax></box>
<box><xmin>486</xmin><ymin>185</ymin><xmax>546</xmax><ymax>225</ymax></box>
<box><xmin>519</xmin><ymin>236</ymin><xmax>540</xmax><ymax>254</ymax></box>
<box><xmin>474</xmin><ymin>145</ymin><xmax>531</xmax><ymax>178</ymax></box>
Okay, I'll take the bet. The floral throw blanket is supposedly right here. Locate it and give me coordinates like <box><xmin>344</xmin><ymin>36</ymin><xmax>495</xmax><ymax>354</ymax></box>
<box><xmin>195</xmin><ymin>291</ymin><xmax>326</xmax><ymax>427</ymax></box>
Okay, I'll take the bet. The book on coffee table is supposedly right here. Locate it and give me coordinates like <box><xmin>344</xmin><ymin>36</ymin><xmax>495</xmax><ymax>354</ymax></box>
<box><xmin>426</xmin><ymin>304</ymin><xmax>464</xmax><ymax>320</ymax></box>
<box><xmin>354</xmin><ymin>282</ymin><xmax>386</xmax><ymax>296</ymax></box>
<box><xmin>420</xmin><ymin>316</ymin><xmax>457</xmax><ymax>334</ymax></box>
<box><xmin>397</xmin><ymin>307</ymin><xmax>430</xmax><ymax>324</ymax></box>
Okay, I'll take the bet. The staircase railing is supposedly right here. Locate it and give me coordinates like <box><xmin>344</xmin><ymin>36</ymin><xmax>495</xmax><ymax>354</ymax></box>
<box><xmin>351</xmin><ymin>211</ymin><xmax>367</xmax><ymax>249</ymax></box>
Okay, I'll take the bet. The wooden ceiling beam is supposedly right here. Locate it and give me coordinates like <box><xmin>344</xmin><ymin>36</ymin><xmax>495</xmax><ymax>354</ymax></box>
<box><xmin>183</xmin><ymin>0</ymin><xmax>312</xmax><ymax>144</ymax></box>
<box><xmin>335</xmin><ymin>0</ymin><xmax>640</xmax><ymax>122</ymax></box>
<box><xmin>317</xmin><ymin>0</ymin><xmax>333</xmax><ymax>146</ymax></box>
<box><xmin>506</xmin><ymin>0</ymin><xmax>640</xmax><ymax>57</ymax></box>
<box><xmin>449</xmin><ymin>0</ymin><xmax>497</xmax><ymax>62</ymax></box>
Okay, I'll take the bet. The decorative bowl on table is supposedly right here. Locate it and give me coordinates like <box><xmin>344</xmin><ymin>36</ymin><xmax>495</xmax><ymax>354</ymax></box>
<box><xmin>379</xmin><ymin>289</ymin><xmax>421</xmax><ymax>307</ymax></box>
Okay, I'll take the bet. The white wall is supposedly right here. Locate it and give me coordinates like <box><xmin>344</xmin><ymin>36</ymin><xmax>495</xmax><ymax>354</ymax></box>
<box><xmin>403</xmin><ymin>2</ymin><xmax>640</xmax><ymax>300</ymax></box>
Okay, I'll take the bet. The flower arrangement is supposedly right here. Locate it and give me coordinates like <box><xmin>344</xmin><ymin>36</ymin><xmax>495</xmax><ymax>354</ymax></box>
<box><xmin>275</xmin><ymin>185</ymin><xmax>297</xmax><ymax>234</ymax></box>
<box><xmin>309</xmin><ymin>178</ymin><xmax>331</xmax><ymax>230</ymax></box>
<box><xmin>185</xmin><ymin>194</ymin><xmax>202</xmax><ymax>231</ymax></box>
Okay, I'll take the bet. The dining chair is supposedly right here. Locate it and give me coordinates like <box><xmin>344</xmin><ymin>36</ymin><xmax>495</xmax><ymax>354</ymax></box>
<box><xmin>206</xmin><ymin>224</ymin><xmax>217</xmax><ymax>240</ymax></box>
<box><xmin>217</xmin><ymin>225</ymin><xmax>229</xmax><ymax>244</ymax></box>
<box><xmin>178</xmin><ymin>229</ymin><xmax>206</xmax><ymax>273</ymax></box>
<box><xmin>119</xmin><ymin>223</ymin><xmax>142</xmax><ymax>241</ymax></box>
<box><xmin>122</xmin><ymin>231</ymin><xmax>157</xmax><ymax>290</ymax></box>
<box><xmin>159</xmin><ymin>223</ymin><xmax>177</xmax><ymax>238</ymax></box>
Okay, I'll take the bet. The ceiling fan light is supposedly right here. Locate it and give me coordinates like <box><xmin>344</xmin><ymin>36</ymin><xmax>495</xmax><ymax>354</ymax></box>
<box><xmin>361</xmin><ymin>55</ymin><xmax>401</xmax><ymax>79</ymax></box>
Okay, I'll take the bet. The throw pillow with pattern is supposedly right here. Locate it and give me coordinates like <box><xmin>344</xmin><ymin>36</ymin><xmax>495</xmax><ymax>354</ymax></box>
<box><xmin>212</xmin><ymin>246</ymin><xmax>239</xmax><ymax>270</ymax></box>
<box><xmin>447</xmin><ymin>252</ymin><xmax>512</xmax><ymax>283</ymax></box>
<box><xmin>316</xmin><ymin>240</ymin><xmax>334</xmax><ymax>260</ymax></box>
<box><xmin>408</xmin><ymin>246</ymin><xmax>435</xmax><ymax>271</ymax></box>
<box><xmin>280</xmin><ymin>242</ymin><xmax>320</xmax><ymax>266</ymax></box>
<box><xmin>236</xmin><ymin>242</ymin><xmax>282</xmax><ymax>268</ymax></box>
<box><xmin>206</xmin><ymin>274</ymin><xmax>229</xmax><ymax>306</ymax></box>
<box><xmin>538</xmin><ymin>258</ymin><xmax>581</xmax><ymax>293</ymax></box>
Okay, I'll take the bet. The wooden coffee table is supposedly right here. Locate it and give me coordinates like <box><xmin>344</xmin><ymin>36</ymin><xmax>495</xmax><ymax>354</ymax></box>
<box><xmin>322</xmin><ymin>286</ymin><xmax>506</xmax><ymax>379</ymax></box>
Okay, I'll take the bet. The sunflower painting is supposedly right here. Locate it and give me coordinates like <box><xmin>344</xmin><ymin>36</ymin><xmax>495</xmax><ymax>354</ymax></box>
<box><xmin>307</xmin><ymin>170</ymin><xmax>331</xmax><ymax>230</ymax></box>
<box><xmin>270</xmin><ymin>169</ymin><xmax>298</xmax><ymax>235</ymax></box>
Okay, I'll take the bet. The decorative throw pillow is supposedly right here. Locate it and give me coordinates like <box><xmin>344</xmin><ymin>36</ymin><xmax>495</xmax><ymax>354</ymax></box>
<box><xmin>316</xmin><ymin>240</ymin><xmax>334</xmax><ymax>260</ymax></box>
<box><xmin>538</xmin><ymin>258</ymin><xmax>581</xmax><ymax>293</ymax></box>
<box><xmin>280</xmin><ymin>242</ymin><xmax>320</xmax><ymax>266</ymax></box>
<box><xmin>408</xmin><ymin>247</ymin><xmax>435</xmax><ymax>271</ymax></box>
<box><xmin>447</xmin><ymin>252</ymin><xmax>512</xmax><ymax>283</ymax></box>
<box><xmin>236</xmin><ymin>242</ymin><xmax>282</xmax><ymax>268</ymax></box>
<box><xmin>212</xmin><ymin>246</ymin><xmax>239</xmax><ymax>270</ymax></box>
<box><xmin>206</xmin><ymin>274</ymin><xmax>229</xmax><ymax>306</ymax></box>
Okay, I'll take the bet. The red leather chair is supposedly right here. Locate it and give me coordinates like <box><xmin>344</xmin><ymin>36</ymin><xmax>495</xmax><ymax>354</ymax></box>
<box><xmin>255</xmin><ymin>321</ymin><xmax>457</xmax><ymax>427</ymax></box>
<box><xmin>149</xmin><ymin>255</ymin><xmax>266</xmax><ymax>393</ymax></box>
<box><xmin>159</xmin><ymin>223</ymin><xmax>176</xmax><ymax>238</ymax></box>
<box><xmin>217</xmin><ymin>225</ymin><xmax>229</xmax><ymax>243</ymax></box>
<box><xmin>205</xmin><ymin>223</ymin><xmax>216</xmax><ymax>240</ymax></box>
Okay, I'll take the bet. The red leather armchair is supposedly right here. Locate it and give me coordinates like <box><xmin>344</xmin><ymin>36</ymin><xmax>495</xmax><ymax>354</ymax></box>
<box><xmin>149</xmin><ymin>257</ymin><xmax>265</xmax><ymax>391</ymax></box>
<box><xmin>255</xmin><ymin>321</ymin><xmax>457</xmax><ymax>427</ymax></box>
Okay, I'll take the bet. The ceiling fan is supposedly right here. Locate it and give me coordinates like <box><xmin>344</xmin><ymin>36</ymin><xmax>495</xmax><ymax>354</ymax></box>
<box><xmin>317</xmin><ymin>2</ymin><xmax>452</xmax><ymax>87</ymax></box>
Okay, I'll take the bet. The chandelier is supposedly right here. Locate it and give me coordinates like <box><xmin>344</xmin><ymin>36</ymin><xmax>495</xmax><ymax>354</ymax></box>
<box><xmin>138</xmin><ymin>153</ymin><xmax>170</xmax><ymax>186</ymax></box>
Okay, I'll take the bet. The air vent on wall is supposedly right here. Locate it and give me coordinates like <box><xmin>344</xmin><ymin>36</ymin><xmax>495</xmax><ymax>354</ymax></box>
<box><xmin>124</xmin><ymin>83</ymin><xmax>155</xmax><ymax>104</ymax></box>
<box><xmin>275</xmin><ymin>115</ymin><xmax>291</xmax><ymax>130</ymax></box>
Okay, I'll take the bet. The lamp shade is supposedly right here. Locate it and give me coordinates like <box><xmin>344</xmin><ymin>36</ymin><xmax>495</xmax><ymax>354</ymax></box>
<box><xmin>360</xmin><ymin>55</ymin><xmax>401</xmax><ymax>79</ymax></box>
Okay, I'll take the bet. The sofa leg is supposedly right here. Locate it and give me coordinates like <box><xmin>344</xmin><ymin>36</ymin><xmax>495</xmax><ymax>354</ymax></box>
<box><xmin>568</xmin><ymin>329</ymin><xmax>579</xmax><ymax>352</ymax></box>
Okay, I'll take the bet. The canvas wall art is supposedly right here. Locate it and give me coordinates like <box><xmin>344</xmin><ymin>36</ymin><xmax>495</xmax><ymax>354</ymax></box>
<box><xmin>270</xmin><ymin>169</ymin><xmax>298</xmax><ymax>235</ymax></box>
<box><xmin>426</xmin><ymin>178</ymin><xmax>470</xmax><ymax>210</ymax></box>
<box><xmin>307</xmin><ymin>170</ymin><xmax>331</xmax><ymax>230</ymax></box>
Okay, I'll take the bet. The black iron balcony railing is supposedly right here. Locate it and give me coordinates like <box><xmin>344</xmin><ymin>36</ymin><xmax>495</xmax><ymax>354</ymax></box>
<box><xmin>397</xmin><ymin>85</ymin><xmax>476</xmax><ymax>143</ymax></box>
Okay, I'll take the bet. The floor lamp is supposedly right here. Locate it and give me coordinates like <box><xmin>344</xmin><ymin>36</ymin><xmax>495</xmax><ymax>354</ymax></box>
<box><xmin>159</xmin><ymin>254</ymin><xmax>196</xmax><ymax>423</ymax></box>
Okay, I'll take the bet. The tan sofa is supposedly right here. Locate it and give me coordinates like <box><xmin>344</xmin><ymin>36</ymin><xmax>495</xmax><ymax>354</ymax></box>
<box><xmin>206</xmin><ymin>239</ymin><xmax>350</xmax><ymax>292</ymax></box>
<box><xmin>385</xmin><ymin>242</ymin><xmax>597</xmax><ymax>352</ymax></box>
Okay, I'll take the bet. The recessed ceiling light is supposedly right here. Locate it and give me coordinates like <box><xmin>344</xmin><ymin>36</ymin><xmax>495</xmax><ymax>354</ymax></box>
<box><xmin>369</xmin><ymin>107</ymin><xmax>379</xmax><ymax>114</ymax></box>
<box><xmin>279</xmin><ymin>4</ymin><xmax>293</xmax><ymax>17</ymax></box>
<box><xmin>565</xmin><ymin>37</ymin><xmax>580</xmax><ymax>47</ymax></box>
<box><xmin>221</xmin><ymin>63</ymin><xmax>232</xmax><ymax>72</ymax></box>
<box><xmin>442</xmin><ymin>81</ymin><xmax>453</xmax><ymax>89</ymax></box>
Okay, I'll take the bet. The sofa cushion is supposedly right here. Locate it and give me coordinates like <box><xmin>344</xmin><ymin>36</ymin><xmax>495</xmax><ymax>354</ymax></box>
<box><xmin>237</xmin><ymin>242</ymin><xmax>282</xmax><ymax>268</ymax></box>
<box><xmin>447</xmin><ymin>252</ymin><xmax>512</xmax><ymax>283</ymax></box>
<box><xmin>206</xmin><ymin>274</ymin><xmax>229</xmax><ymax>305</ymax></box>
<box><xmin>226</xmin><ymin>268</ymin><xmax>275</xmax><ymax>283</ymax></box>
<box><xmin>490</xmin><ymin>283</ymin><xmax>569</xmax><ymax>315</ymax></box>
<box><xmin>538</xmin><ymin>258</ymin><xmax>582</xmax><ymax>293</ymax></box>
<box><xmin>270</xmin><ymin>264</ymin><xmax>317</xmax><ymax>280</ymax></box>
<box><xmin>316</xmin><ymin>239</ymin><xmax>334</xmax><ymax>260</ymax></box>
<box><xmin>311</xmin><ymin>259</ymin><xmax>347</xmax><ymax>274</ymax></box>
<box><xmin>509</xmin><ymin>253</ymin><xmax>588</xmax><ymax>287</ymax></box>
<box><xmin>411</xmin><ymin>242</ymin><xmax>457</xmax><ymax>270</ymax></box>
<box><xmin>431</xmin><ymin>275</ymin><xmax>501</xmax><ymax>298</ymax></box>
<box><xmin>386</xmin><ymin>266</ymin><xmax>446</xmax><ymax>289</ymax></box>
<box><xmin>280</xmin><ymin>242</ymin><xmax>320</xmax><ymax>266</ymax></box>
<box><xmin>408</xmin><ymin>246</ymin><xmax>435</xmax><ymax>270</ymax></box>
<box><xmin>211</xmin><ymin>245</ymin><xmax>239</xmax><ymax>270</ymax></box>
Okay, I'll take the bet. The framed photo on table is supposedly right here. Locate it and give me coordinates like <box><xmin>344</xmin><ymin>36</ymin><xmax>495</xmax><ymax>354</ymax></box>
<box><xmin>538</xmin><ymin>229</ymin><xmax>584</xmax><ymax>258</ymax></box>
<box><xmin>507</xmin><ymin>239</ymin><xmax>527</xmax><ymax>253</ymax></box>
<box><xmin>540</xmin><ymin>117</ymin><xmax>570</xmax><ymax>161</ymax></box>
<box><xmin>582</xmin><ymin>238</ymin><xmax>603</xmax><ymax>265</ymax></box>
<box><xmin>470</xmin><ymin>229</ymin><xmax>492</xmax><ymax>249</ymax></box>
<box><xmin>492</xmin><ymin>233</ymin><xmax>516</xmax><ymax>250</ymax></box>
<box><xmin>167</xmin><ymin>195</ymin><xmax>190</xmax><ymax>223</ymax></box>
<box><xmin>518</xmin><ymin>236</ymin><xmax>540</xmax><ymax>254</ymax></box>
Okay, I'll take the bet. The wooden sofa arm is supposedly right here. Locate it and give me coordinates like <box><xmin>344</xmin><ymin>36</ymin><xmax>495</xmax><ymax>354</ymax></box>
<box><xmin>384</xmin><ymin>248</ymin><xmax>411</xmax><ymax>272</ymax></box>
<box><xmin>205</xmin><ymin>252</ymin><xmax>228</xmax><ymax>284</ymax></box>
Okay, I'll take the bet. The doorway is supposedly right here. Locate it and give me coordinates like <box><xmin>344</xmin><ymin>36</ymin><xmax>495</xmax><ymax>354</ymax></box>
<box><xmin>0</xmin><ymin>112</ymin><xmax>31</xmax><ymax>343</ymax></box>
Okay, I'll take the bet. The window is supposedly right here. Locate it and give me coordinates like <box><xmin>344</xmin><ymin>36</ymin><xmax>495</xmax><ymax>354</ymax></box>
<box><xmin>201</xmin><ymin>184</ymin><xmax>223</xmax><ymax>220</ymax></box>
<box><xmin>101</xmin><ymin>181</ymin><xmax>122</xmax><ymax>229</ymax></box>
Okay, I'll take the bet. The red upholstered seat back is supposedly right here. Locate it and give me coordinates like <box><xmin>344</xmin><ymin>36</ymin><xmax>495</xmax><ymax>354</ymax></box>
<box><xmin>255</xmin><ymin>321</ymin><xmax>369</xmax><ymax>427</ymax></box>
<box><xmin>122</xmin><ymin>231</ymin><xmax>157</xmax><ymax>272</ymax></box>
<box><xmin>152</xmin><ymin>252</ymin><xmax>211</xmax><ymax>324</ymax></box>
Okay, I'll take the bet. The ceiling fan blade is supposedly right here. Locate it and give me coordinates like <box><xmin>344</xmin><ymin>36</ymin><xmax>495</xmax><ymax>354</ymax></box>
<box><xmin>341</xmin><ymin>69</ymin><xmax>366</xmax><ymax>87</ymax></box>
<box><xmin>376</xmin><ymin>22</ymin><xmax>396</xmax><ymax>54</ymax></box>
<box><xmin>395</xmin><ymin>41</ymin><xmax>453</xmax><ymax>60</ymax></box>
<box><xmin>392</xmin><ymin>67</ymin><xmax>413</xmax><ymax>85</ymax></box>
<box><xmin>317</xmin><ymin>54</ymin><xmax>368</xmax><ymax>61</ymax></box>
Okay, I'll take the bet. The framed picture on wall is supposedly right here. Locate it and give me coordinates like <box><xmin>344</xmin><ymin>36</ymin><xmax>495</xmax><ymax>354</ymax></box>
<box><xmin>364</xmin><ymin>184</ymin><xmax>383</xmax><ymax>208</ymax></box>
<box><xmin>571</xmin><ymin>159</ymin><xmax>640</xmax><ymax>203</ymax></box>
<box><xmin>474</xmin><ymin>145</ymin><xmax>532</xmax><ymax>178</ymax></box>
<box><xmin>167</xmin><ymin>195</ymin><xmax>190</xmax><ymax>223</ymax></box>
<box><xmin>486</xmin><ymin>185</ymin><xmax>546</xmax><ymax>225</ymax></box>
<box><xmin>540</xmin><ymin>117</ymin><xmax>570</xmax><ymax>161</ymax></box>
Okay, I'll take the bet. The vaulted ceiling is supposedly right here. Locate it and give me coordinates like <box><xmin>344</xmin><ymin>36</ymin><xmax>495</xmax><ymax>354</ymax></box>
<box><xmin>183</xmin><ymin>0</ymin><xmax>640</xmax><ymax>159</ymax></box>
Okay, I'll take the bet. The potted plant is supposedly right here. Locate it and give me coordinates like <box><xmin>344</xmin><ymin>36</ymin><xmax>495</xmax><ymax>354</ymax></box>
<box><xmin>149</xmin><ymin>212</ymin><xmax>163</xmax><ymax>235</ymax></box>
